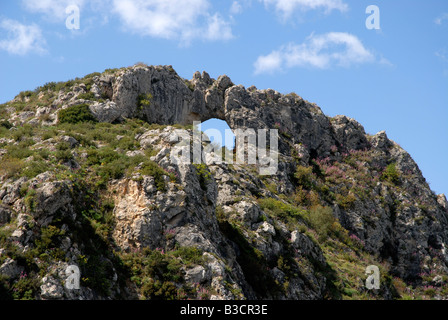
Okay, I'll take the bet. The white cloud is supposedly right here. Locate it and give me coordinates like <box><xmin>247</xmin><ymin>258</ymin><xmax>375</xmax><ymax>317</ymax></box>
<box><xmin>112</xmin><ymin>0</ymin><xmax>233</xmax><ymax>43</ymax></box>
<box><xmin>254</xmin><ymin>51</ymin><xmax>283</xmax><ymax>74</ymax></box>
<box><xmin>435</xmin><ymin>13</ymin><xmax>448</xmax><ymax>25</ymax></box>
<box><xmin>0</xmin><ymin>18</ymin><xmax>47</xmax><ymax>55</ymax></box>
<box><xmin>205</xmin><ymin>14</ymin><xmax>234</xmax><ymax>41</ymax></box>
<box><xmin>436</xmin><ymin>49</ymin><xmax>448</xmax><ymax>62</ymax></box>
<box><xmin>230</xmin><ymin>1</ymin><xmax>243</xmax><ymax>15</ymax></box>
<box><xmin>379</xmin><ymin>56</ymin><xmax>394</xmax><ymax>67</ymax></box>
<box><xmin>21</xmin><ymin>0</ymin><xmax>234</xmax><ymax>44</ymax></box>
<box><xmin>254</xmin><ymin>32</ymin><xmax>376</xmax><ymax>74</ymax></box>
<box><xmin>436</xmin><ymin>49</ymin><xmax>448</xmax><ymax>76</ymax></box>
<box><xmin>22</xmin><ymin>0</ymin><xmax>87</xmax><ymax>20</ymax></box>
<box><xmin>262</xmin><ymin>0</ymin><xmax>348</xmax><ymax>18</ymax></box>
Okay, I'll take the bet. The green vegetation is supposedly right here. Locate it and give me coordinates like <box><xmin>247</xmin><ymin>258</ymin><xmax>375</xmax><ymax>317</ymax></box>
<box><xmin>335</xmin><ymin>192</ymin><xmax>357</xmax><ymax>210</ymax></box>
<box><xmin>140</xmin><ymin>160</ymin><xmax>172</xmax><ymax>192</ymax></box>
<box><xmin>0</xmin><ymin>120</ymin><xmax>13</xmax><ymax>129</ymax></box>
<box><xmin>120</xmin><ymin>246</ymin><xmax>208</xmax><ymax>300</ymax></box>
<box><xmin>84</xmin><ymin>145</ymin><xmax>171</xmax><ymax>189</ymax></box>
<box><xmin>184</xmin><ymin>80</ymin><xmax>195</xmax><ymax>92</ymax></box>
<box><xmin>58</xmin><ymin>104</ymin><xmax>98</xmax><ymax>124</ymax></box>
<box><xmin>381</xmin><ymin>163</ymin><xmax>400</xmax><ymax>185</ymax></box>
<box><xmin>22</xmin><ymin>160</ymin><xmax>49</xmax><ymax>179</ymax></box>
<box><xmin>77</xmin><ymin>92</ymin><xmax>97</xmax><ymax>101</ymax></box>
<box><xmin>307</xmin><ymin>205</ymin><xmax>341</xmax><ymax>242</ymax></box>
<box><xmin>258</xmin><ymin>197</ymin><xmax>306</xmax><ymax>226</ymax></box>
<box><xmin>294</xmin><ymin>165</ymin><xmax>314</xmax><ymax>189</ymax></box>
<box><xmin>193</xmin><ymin>163</ymin><xmax>212</xmax><ymax>191</ymax></box>
<box><xmin>137</xmin><ymin>93</ymin><xmax>153</xmax><ymax>111</ymax></box>
<box><xmin>0</xmin><ymin>68</ymin><xmax>444</xmax><ymax>301</ymax></box>
<box><xmin>0</xmin><ymin>159</ymin><xmax>25</xmax><ymax>179</ymax></box>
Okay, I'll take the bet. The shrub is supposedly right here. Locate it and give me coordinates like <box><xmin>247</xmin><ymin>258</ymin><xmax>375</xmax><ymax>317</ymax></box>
<box><xmin>22</xmin><ymin>161</ymin><xmax>49</xmax><ymax>179</ymax></box>
<box><xmin>121</xmin><ymin>246</ymin><xmax>204</xmax><ymax>300</ymax></box>
<box><xmin>134</xmin><ymin>62</ymin><xmax>148</xmax><ymax>67</ymax></box>
<box><xmin>423</xmin><ymin>286</ymin><xmax>436</xmax><ymax>298</ymax></box>
<box><xmin>16</xmin><ymin>91</ymin><xmax>35</xmax><ymax>100</ymax></box>
<box><xmin>293</xmin><ymin>187</ymin><xmax>321</xmax><ymax>207</ymax></box>
<box><xmin>58</xmin><ymin>104</ymin><xmax>97</xmax><ymax>124</ymax></box>
<box><xmin>97</xmin><ymin>159</ymin><xmax>128</xmax><ymax>182</ymax></box>
<box><xmin>86</xmin><ymin>147</ymin><xmax>121</xmax><ymax>166</ymax></box>
<box><xmin>55</xmin><ymin>149</ymin><xmax>73</xmax><ymax>162</ymax></box>
<box><xmin>140</xmin><ymin>161</ymin><xmax>169</xmax><ymax>192</ymax></box>
<box><xmin>171</xmin><ymin>247</ymin><xmax>204</xmax><ymax>266</ymax></box>
<box><xmin>11</xmin><ymin>124</ymin><xmax>34</xmax><ymax>141</ymax></box>
<box><xmin>11</xmin><ymin>275</ymin><xmax>39</xmax><ymax>300</ymax></box>
<box><xmin>35</xmin><ymin>81</ymin><xmax>58</xmax><ymax>93</ymax></box>
<box><xmin>307</xmin><ymin>205</ymin><xmax>337</xmax><ymax>242</ymax></box>
<box><xmin>38</xmin><ymin>113</ymin><xmax>52</xmax><ymax>123</ymax></box>
<box><xmin>6</xmin><ymin>145</ymin><xmax>33</xmax><ymax>159</ymax></box>
<box><xmin>84</xmin><ymin>72</ymin><xmax>101</xmax><ymax>79</ymax></box>
<box><xmin>137</xmin><ymin>93</ymin><xmax>153</xmax><ymax>111</ymax></box>
<box><xmin>184</xmin><ymin>80</ymin><xmax>195</xmax><ymax>92</ymax></box>
<box><xmin>42</xmin><ymin>129</ymin><xmax>57</xmax><ymax>140</ymax></box>
<box><xmin>141</xmin><ymin>278</ymin><xmax>178</xmax><ymax>300</ymax></box>
<box><xmin>258</xmin><ymin>198</ymin><xmax>305</xmax><ymax>223</ymax></box>
<box><xmin>36</xmin><ymin>148</ymin><xmax>51</xmax><ymax>159</ymax></box>
<box><xmin>77</xmin><ymin>92</ymin><xmax>96</xmax><ymax>101</ymax></box>
<box><xmin>56</xmin><ymin>141</ymin><xmax>71</xmax><ymax>151</ymax></box>
<box><xmin>70</xmin><ymin>133</ymin><xmax>94</xmax><ymax>147</ymax></box>
<box><xmin>35</xmin><ymin>225</ymin><xmax>65</xmax><ymax>253</ymax></box>
<box><xmin>381</xmin><ymin>163</ymin><xmax>400</xmax><ymax>185</ymax></box>
<box><xmin>24</xmin><ymin>189</ymin><xmax>37</xmax><ymax>212</ymax></box>
<box><xmin>336</xmin><ymin>192</ymin><xmax>357</xmax><ymax>210</ymax></box>
<box><xmin>111</xmin><ymin>136</ymin><xmax>137</xmax><ymax>151</ymax></box>
<box><xmin>0</xmin><ymin>120</ymin><xmax>13</xmax><ymax>129</ymax></box>
<box><xmin>104</xmin><ymin>68</ymin><xmax>119</xmax><ymax>74</ymax></box>
<box><xmin>193</xmin><ymin>163</ymin><xmax>212</xmax><ymax>191</ymax></box>
<box><xmin>0</xmin><ymin>158</ymin><xmax>25</xmax><ymax>178</ymax></box>
<box><xmin>294</xmin><ymin>165</ymin><xmax>314</xmax><ymax>189</ymax></box>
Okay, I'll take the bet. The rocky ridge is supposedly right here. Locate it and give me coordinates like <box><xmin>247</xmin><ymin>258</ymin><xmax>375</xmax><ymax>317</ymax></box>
<box><xmin>0</xmin><ymin>64</ymin><xmax>447</xmax><ymax>300</ymax></box>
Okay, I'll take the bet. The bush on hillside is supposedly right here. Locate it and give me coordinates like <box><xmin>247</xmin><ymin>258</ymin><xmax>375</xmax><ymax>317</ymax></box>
<box><xmin>58</xmin><ymin>104</ymin><xmax>97</xmax><ymax>124</ymax></box>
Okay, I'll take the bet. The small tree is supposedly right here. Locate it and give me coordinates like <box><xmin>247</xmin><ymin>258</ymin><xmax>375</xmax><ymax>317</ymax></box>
<box><xmin>137</xmin><ymin>93</ymin><xmax>153</xmax><ymax>111</ymax></box>
<box><xmin>381</xmin><ymin>163</ymin><xmax>400</xmax><ymax>185</ymax></box>
<box><xmin>58</xmin><ymin>104</ymin><xmax>97</xmax><ymax>124</ymax></box>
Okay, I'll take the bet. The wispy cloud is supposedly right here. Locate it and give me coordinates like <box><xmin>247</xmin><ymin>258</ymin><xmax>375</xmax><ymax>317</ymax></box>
<box><xmin>0</xmin><ymin>18</ymin><xmax>47</xmax><ymax>55</ymax></box>
<box><xmin>21</xmin><ymin>0</ymin><xmax>234</xmax><ymax>44</ymax></box>
<box><xmin>254</xmin><ymin>32</ymin><xmax>376</xmax><ymax>74</ymax></box>
<box><xmin>230</xmin><ymin>1</ymin><xmax>244</xmax><ymax>15</ymax></box>
<box><xmin>436</xmin><ymin>49</ymin><xmax>448</xmax><ymax>76</ymax></box>
<box><xmin>22</xmin><ymin>0</ymin><xmax>110</xmax><ymax>33</ymax></box>
<box><xmin>435</xmin><ymin>13</ymin><xmax>448</xmax><ymax>25</ymax></box>
<box><xmin>112</xmin><ymin>0</ymin><xmax>233</xmax><ymax>44</ymax></box>
<box><xmin>261</xmin><ymin>0</ymin><xmax>348</xmax><ymax>18</ymax></box>
<box><xmin>435</xmin><ymin>49</ymin><xmax>447</xmax><ymax>62</ymax></box>
<box><xmin>22</xmin><ymin>0</ymin><xmax>87</xmax><ymax>21</ymax></box>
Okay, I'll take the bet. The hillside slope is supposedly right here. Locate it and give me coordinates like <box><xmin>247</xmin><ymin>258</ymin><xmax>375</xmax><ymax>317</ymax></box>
<box><xmin>0</xmin><ymin>64</ymin><xmax>447</xmax><ymax>300</ymax></box>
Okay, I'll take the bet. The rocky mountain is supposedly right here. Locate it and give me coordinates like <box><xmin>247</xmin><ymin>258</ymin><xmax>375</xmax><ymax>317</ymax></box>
<box><xmin>0</xmin><ymin>63</ymin><xmax>447</xmax><ymax>300</ymax></box>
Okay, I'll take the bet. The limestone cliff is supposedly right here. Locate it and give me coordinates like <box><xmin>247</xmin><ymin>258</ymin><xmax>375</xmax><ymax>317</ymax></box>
<box><xmin>0</xmin><ymin>64</ymin><xmax>447</xmax><ymax>300</ymax></box>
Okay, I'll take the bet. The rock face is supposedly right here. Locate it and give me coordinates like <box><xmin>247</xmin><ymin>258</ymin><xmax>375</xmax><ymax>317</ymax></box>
<box><xmin>0</xmin><ymin>64</ymin><xmax>447</xmax><ymax>300</ymax></box>
<box><xmin>92</xmin><ymin>66</ymin><xmax>230</xmax><ymax>125</ymax></box>
<box><xmin>92</xmin><ymin>66</ymin><xmax>341</xmax><ymax>157</ymax></box>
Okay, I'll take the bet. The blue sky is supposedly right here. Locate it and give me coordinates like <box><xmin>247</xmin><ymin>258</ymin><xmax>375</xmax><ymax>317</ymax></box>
<box><xmin>0</xmin><ymin>0</ymin><xmax>447</xmax><ymax>195</ymax></box>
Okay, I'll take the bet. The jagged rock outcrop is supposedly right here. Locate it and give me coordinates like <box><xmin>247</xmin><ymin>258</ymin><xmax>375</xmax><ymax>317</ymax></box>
<box><xmin>0</xmin><ymin>64</ymin><xmax>447</xmax><ymax>300</ymax></box>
